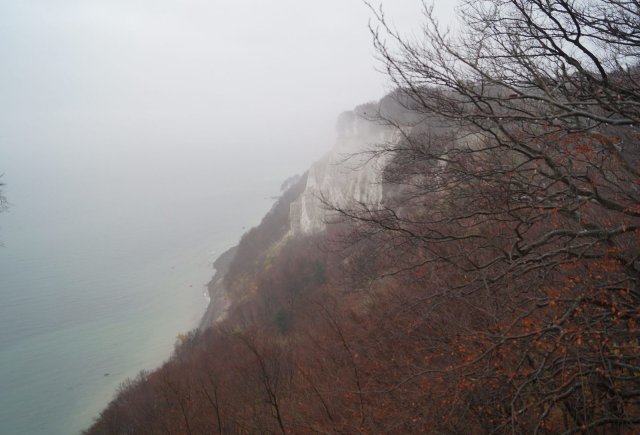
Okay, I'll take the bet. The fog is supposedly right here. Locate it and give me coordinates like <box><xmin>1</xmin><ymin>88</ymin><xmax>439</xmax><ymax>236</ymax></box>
<box><xmin>0</xmin><ymin>2</ymin><xmax>457</xmax><ymax>432</ymax></box>
<box><xmin>0</xmin><ymin>1</ymin><xmax>459</xmax><ymax>237</ymax></box>
<box><xmin>0</xmin><ymin>1</ymin><xmax>456</xmax><ymax>188</ymax></box>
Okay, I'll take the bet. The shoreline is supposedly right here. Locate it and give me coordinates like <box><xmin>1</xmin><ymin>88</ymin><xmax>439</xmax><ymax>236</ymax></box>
<box><xmin>198</xmin><ymin>245</ymin><xmax>237</xmax><ymax>331</ymax></box>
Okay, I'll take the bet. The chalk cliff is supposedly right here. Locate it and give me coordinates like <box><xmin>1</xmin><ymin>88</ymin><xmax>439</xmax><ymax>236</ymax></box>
<box><xmin>289</xmin><ymin>104</ymin><xmax>398</xmax><ymax>235</ymax></box>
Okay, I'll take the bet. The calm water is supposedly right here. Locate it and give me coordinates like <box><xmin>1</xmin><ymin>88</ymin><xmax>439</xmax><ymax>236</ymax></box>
<box><xmin>0</xmin><ymin>135</ymin><xmax>301</xmax><ymax>434</ymax></box>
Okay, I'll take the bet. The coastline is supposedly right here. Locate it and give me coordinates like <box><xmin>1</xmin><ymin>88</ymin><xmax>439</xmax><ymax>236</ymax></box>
<box><xmin>198</xmin><ymin>245</ymin><xmax>237</xmax><ymax>331</ymax></box>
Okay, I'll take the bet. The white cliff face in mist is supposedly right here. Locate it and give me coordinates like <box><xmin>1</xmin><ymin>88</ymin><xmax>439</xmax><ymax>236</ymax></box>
<box><xmin>290</xmin><ymin>109</ymin><xmax>396</xmax><ymax>234</ymax></box>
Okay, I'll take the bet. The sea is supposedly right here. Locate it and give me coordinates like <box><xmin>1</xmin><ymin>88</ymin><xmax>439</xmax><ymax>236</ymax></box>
<box><xmin>0</xmin><ymin>133</ymin><xmax>305</xmax><ymax>434</ymax></box>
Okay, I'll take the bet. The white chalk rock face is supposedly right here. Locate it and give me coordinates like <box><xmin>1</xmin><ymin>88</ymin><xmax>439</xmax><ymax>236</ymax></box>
<box><xmin>290</xmin><ymin>109</ymin><xmax>396</xmax><ymax>235</ymax></box>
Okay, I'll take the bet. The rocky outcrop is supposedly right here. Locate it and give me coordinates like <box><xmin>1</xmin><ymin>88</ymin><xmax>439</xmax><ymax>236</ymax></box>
<box><xmin>289</xmin><ymin>104</ymin><xmax>398</xmax><ymax>235</ymax></box>
<box><xmin>198</xmin><ymin>246</ymin><xmax>237</xmax><ymax>330</ymax></box>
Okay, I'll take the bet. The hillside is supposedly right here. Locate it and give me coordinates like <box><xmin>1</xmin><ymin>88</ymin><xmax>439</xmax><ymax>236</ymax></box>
<box><xmin>83</xmin><ymin>103</ymin><xmax>390</xmax><ymax>434</ymax></box>
<box><xmin>85</xmin><ymin>1</ymin><xmax>640</xmax><ymax>432</ymax></box>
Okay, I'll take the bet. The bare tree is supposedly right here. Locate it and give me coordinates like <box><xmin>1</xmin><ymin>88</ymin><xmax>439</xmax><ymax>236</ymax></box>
<box><xmin>330</xmin><ymin>0</ymin><xmax>640</xmax><ymax>431</ymax></box>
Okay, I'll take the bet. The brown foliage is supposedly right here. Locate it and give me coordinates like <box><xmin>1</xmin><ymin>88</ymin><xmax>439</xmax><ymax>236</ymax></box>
<box><xmin>85</xmin><ymin>1</ymin><xmax>640</xmax><ymax>433</ymax></box>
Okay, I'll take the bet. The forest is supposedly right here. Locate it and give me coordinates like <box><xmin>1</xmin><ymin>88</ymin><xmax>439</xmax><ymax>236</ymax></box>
<box><xmin>86</xmin><ymin>0</ymin><xmax>639</xmax><ymax>433</ymax></box>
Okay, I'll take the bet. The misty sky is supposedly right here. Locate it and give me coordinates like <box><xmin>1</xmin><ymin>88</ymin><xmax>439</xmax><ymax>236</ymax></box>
<box><xmin>0</xmin><ymin>5</ymin><xmax>460</xmax><ymax>433</ymax></box>
<box><xmin>0</xmin><ymin>1</ymin><xmax>457</xmax><ymax>211</ymax></box>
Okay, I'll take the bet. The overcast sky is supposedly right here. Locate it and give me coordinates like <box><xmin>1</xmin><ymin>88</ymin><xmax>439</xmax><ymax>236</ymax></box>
<box><xmin>0</xmin><ymin>1</ymin><xmax>457</xmax><ymax>205</ymax></box>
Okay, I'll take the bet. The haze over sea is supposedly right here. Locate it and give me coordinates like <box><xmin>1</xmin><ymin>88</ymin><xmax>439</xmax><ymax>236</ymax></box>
<box><xmin>0</xmin><ymin>131</ymin><xmax>308</xmax><ymax>434</ymax></box>
<box><xmin>0</xmin><ymin>2</ymin><xmax>438</xmax><ymax>433</ymax></box>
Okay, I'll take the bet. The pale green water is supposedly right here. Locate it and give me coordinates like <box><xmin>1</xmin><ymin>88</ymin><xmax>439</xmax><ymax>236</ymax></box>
<box><xmin>0</xmin><ymin>142</ymin><xmax>299</xmax><ymax>434</ymax></box>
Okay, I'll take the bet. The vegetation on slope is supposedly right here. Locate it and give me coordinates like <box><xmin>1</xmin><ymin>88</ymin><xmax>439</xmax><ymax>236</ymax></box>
<box><xmin>86</xmin><ymin>1</ymin><xmax>639</xmax><ymax>433</ymax></box>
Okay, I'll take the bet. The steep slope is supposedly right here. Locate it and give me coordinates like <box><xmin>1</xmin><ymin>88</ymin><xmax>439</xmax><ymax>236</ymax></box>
<box><xmin>83</xmin><ymin>101</ymin><xmax>402</xmax><ymax>434</ymax></box>
<box><xmin>290</xmin><ymin>104</ymin><xmax>395</xmax><ymax>235</ymax></box>
<box><xmin>85</xmin><ymin>87</ymin><xmax>640</xmax><ymax>434</ymax></box>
